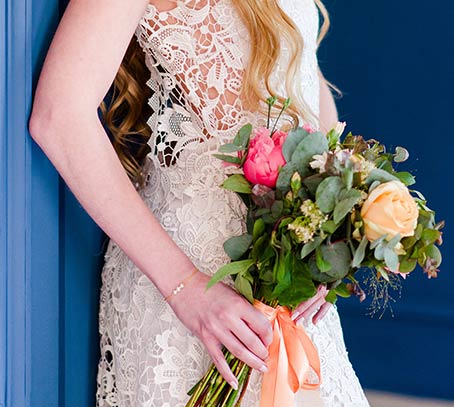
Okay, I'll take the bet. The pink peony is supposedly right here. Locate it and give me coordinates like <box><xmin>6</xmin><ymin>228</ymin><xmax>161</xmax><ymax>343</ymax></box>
<box><xmin>243</xmin><ymin>127</ymin><xmax>287</xmax><ymax>188</ymax></box>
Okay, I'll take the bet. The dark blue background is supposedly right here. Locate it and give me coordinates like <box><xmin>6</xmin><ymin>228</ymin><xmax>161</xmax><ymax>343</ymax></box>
<box><xmin>320</xmin><ymin>0</ymin><xmax>454</xmax><ymax>400</ymax></box>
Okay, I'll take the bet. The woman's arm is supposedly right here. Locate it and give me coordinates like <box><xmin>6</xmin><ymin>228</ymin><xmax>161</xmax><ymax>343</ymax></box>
<box><xmin>318</xmin><ymin>68</ymin><xmax>339</xmax><ymax>133</ymax></box>
<box><xmin>29</xmin><ymin>0</ymin><xmax>271</xmax><ymax>387</ymax></box>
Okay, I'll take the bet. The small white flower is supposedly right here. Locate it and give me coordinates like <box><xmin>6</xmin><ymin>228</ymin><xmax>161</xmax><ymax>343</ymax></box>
<box><xmin>309</xmin><ymin>152</ymin><xmax>329</xmax><ymax>173</ymax></box>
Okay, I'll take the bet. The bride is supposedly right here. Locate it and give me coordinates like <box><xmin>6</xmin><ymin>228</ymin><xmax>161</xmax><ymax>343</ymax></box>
<box><xmin>29</xmin><ymin>0</ymin><xmax>370</xmax><ymax>405</ymax></box>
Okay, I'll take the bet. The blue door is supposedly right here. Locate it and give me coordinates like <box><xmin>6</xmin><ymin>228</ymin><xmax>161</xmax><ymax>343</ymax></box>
<box><xmin>1</xmin><ymin>0</ymin><xmax>105</xmax><ymax>406</ymax></box>
<box><xmin>1</xmin><ymin>1</ymin><xmax>453</xmax><ymax>407</ymax></box>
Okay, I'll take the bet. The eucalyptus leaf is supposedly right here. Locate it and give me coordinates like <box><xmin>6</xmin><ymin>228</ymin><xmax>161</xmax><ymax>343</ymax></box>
<box><xmin>384</xmin><ymin>247</ymin><xmax>399</xmax><ymax>271</ymax></box>
<box><xmin>316</xmin><ymin>176</ymin><xmax>343</xmax><ymax>213</ymax></box>
<box><xmin>333</xmin><ymin>190</ymin><xmax>362</xmax><ymax>224</ymax></box>
<box><xmin>394</xmin><ymin>146</ymin><xmax>410</xmax><ymax>163</ymax></box>
<box><xmin>291</xmin><ymin>132</ymin><xmax>329</xmax><ymax>174</ymax></box>
<box><xmin>365</xmin><ymin>168</ymin><xmax>399</xmax><ymax>185</ymax></box>
<box><xmin>300</xmin><ymin>236</ymin><xmax>323</xmax><ymax>259</ymax></box>
<box><xmin>309</xmin><ymin>242</ymin><xmax>352</xmax><ymax>282</ymax></box>
<box><xmin>276</xmin><ymin>162</ymin><xmax>298</xmax><ymax>193</ymax></box>
<box><xmin>221</xmin><ymin>174</ymin><xmax>252</xmax><ymax>194</ymax></box>
<box><xmin>316</xmin><ymin>246</ymin><xmax>332</xmax><ymax>273</ymax></box>
<box><xmin>321</xmin><ymin>220</ymin><xmax>337</xmax><ymax>234</ymax></box>
<box><xmin>352</xmin><ymin>235</ymin><xmax>368</xmax><ymax>268</ymax></box>
<box><xmin>223</xmin><ymin>234</ymin><xmax>253</xmax><ymax>261</ymax></box>
<box><xmin>207</xmin><ymin>259</ymin><xmax>255</xmax><ymax>289</ymax></box>
<box><xmin>282</xmin><ymin>127</ymin><xmax>307</xmax><ymax>162</ymax></box>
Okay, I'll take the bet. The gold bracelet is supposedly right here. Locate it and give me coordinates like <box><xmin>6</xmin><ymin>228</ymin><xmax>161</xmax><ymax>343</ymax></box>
<box><xmin>164</xmin><ymin>267</ymin><xmax>199</xmax><ymax>302</ymax></box>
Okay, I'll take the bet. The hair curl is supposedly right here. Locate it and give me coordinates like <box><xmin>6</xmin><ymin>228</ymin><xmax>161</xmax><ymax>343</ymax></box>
<box><xmin>100</xmin><ymin>0</ymin><xmax>331</xmax><ymax>187</ymax></box>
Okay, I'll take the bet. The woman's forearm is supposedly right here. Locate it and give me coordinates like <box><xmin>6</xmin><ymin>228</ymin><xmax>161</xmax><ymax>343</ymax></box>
<box><xmin>29</xmin><ymin>111</ymin><xmax>194</xmax><ymax>297</ymax></box>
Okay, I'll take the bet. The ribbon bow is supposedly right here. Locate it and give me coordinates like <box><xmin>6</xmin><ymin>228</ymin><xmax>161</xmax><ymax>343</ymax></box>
<box><xmin>254</xmin><ymin>300</ymin><xmax>321</xmax><ymax>407</ymax></box>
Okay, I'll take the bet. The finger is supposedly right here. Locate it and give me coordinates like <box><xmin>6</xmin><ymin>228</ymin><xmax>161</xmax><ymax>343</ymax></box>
<box><xmin>231</xmin><ymin>319</ymin><xmax>269</xmax><ymax>361</ymax></box>
<box><xmin>204</xmin><ymin>337</ymin><xmax>238</xmax><ymax>390</ymax></box>
<box><xmin>313</xmin><ymin>302</ymin><xmax>332</xmax><ymax>324</ymax></box>
<box><xmin>222</xmin><ymin>331</ymin><xmax>268</xmax><ymax>373</ymax></box>
<box><xmin>241</xmin><ymin>306</ymin><xmax>273</xmax><ymax>348</ymax></box>
<box><xmin>292</xmin><ymin>285</ymin><xmax>327</xmax><ymax>320</ymax></box>
<box><xmin>293</xmin><ymin>294</ymin><xmax>326</xmax><ymax>323</ymax></box>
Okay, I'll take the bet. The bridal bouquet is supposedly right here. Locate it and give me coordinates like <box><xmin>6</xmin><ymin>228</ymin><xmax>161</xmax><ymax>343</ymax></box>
<box><xmin>186</xmin><ymin>97</ymin><xmax>444</xmax><ymax>407</ymax></box>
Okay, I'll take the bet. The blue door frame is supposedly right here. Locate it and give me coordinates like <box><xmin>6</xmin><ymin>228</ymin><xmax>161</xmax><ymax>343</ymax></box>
<box><xmin>1</xmin><ymin>0</ymin><xmax>61</xmax><ymax>406</ymax></box>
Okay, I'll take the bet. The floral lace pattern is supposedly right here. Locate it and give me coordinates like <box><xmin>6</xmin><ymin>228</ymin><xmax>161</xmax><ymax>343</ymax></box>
<box><xmin>96</xmin><ymin>0</ymin><xmax>370</xmax><ymax>405</ymax></box>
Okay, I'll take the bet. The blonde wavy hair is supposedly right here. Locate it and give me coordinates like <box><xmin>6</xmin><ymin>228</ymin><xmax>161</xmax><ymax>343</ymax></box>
<box><xmin>100</xmin><ymin>0</ymin><xmax>331</xmax><ymax>187</ymax></box>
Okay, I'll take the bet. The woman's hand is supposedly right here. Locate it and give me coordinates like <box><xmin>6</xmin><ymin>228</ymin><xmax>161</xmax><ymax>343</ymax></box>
<box><xmin>168</xmin><ymin>271</ymin><xmax>273</xmax><ymax>390</ymax></box>
<box><xmin>291</xmin><ymin>285</ymin><xmax>332</xmax><ymax>324</ymax></box>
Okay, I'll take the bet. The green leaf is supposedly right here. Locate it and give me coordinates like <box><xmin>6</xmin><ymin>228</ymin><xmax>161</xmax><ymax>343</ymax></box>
<box><xmin>309</xmin><ymin>242</ymin><xmax>352</xmax><ymax>282</ymax></box>
<box><xmin>425</xmin><ymin>244</ymin><xmax>442</xmax><ymax>267</ymax></box>
<box><xmin>316</xmin><ymin>246</ymin><xmax>332</xmax><ymax>273</ymax></box>
<box><xmin>321</xmin><ymin>220</ymin><xmax>337</xmax><ymax>234</ymax></box>
<box><xmin>316</xmin><ymin>176</ymin><xmax>343</xmax><ymax>213</ymax></box>
<box><xmin>282</xmin><ymin>127</ymin><xmax>307</xmax><ymax>162</ymax></box>
<box><xmin>233</xmin><ymin>123</ymin><xmax>252</xmax><ymax>147</ymax></box>
<box><xmin>223</xmin><ymin>234</ymin><xmax>253</xmax><ymax>261</ymax></box>
<box><xmin>291</xmin><ymin>132</ymin><xmax>329</xmax><ymax>174</ymax></box>
<box><xmin>276</xmin><ymin>162</ymin><xmax>298</xmax><ymax>193</ymax></box>
<box><xmin>384</xmin><ymin>247</ymin><xmax>399</xmax><ymax>271</ymax></box>
<box><xmin>399</xmin><ymin>258</ymin><xmax>417</xmax><ymax>273</ymax></box>
<box><xmin>303</xmin><ymin>174</ymin><xmax>324</xmax><ymax>195</ymax></box>
<box><xmin>342</xmin><ymin>167</ymin><xmax>354</xmax><ymax>190</ymax></box>
<box><xmin>252</xmin><ymin>218</ymin><xmax>266</xmax><ymax>242</ymax></box>
<box><xmin>221</xmin><ymin>174</ymin><xmax>252</xmax><ymax>194</ymax></box>
<box><xmin>325</xmin><ymin>290</ymin><xmax>338</xmax><ymax>304</ymax></box>
<box><xmin>335</xmin><ymin>282</ymin><xmax>351</xmax><ymax>298</ymax></box>
<box><xmin>421</xmin><ymin>229</ymin><xmax>441</xmax><ymax>245</ymax></box>
<box><xmin>235</xmin><ymin>274</ymin><xmax>254</xmax><ymax>303</ymax></box>
<box><xmin>365</xmin><ymin>168</ymin><xmax>399</xmax><ymax>185</ymax></box>
<box><xmin>213</xmin><ymin>154</ymin><xmax>242</xmax><ymax>165</ymax></box>
<box><xmin>333</xmin><ymin>189</ymin><xmax>362</xmax><ymax>224</ymax></box>
<box><xmin>275</xmin><ymin>260</ymin><xmax>317</xmax><ymax>308</ymax></box>
<box><xmin>207</xmin><ymin>259</ymin><xmax>255</xmax><ymax>289</ymax></box>
<box><xmin>218</xmin><ymin>143</ymin><xmax>244</xmax><ymax>153</ymax></box>
<box><xmin>394</xmin><ymin>146</ymin><xmax>410</xmax><ymax>163</ymax></box>
<box><xmin>300</xmin><ymin>236</ymin><xmax>323</xmax><ymax>259</ymax></box>
<box><xmin>395</xmin><ymin>171</ymin><xmax>416</xmax><ymax>186</ymax></box>
<box><xmin>352</xmin><ymin>235</ymin><xmax>368</xmax><ymax>268</ymax></box>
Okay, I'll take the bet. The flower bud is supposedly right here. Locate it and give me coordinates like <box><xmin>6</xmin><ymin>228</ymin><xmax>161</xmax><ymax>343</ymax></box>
<box><xmin>290</xmin><ymin>172</ymin><xmax>302</xmax><ymax>194</ymax></box>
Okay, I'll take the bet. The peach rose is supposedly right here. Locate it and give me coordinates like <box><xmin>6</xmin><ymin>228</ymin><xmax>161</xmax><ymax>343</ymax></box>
<box><xmin>361</xmin><ymin>180</ymin><xmax>419</xmax><ymax>241</ymax></box>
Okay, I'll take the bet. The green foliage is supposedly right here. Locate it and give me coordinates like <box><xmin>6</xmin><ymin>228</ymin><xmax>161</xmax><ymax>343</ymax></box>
<box><xmin>223</xmin><ymin>234</ymin><xmax>253</xmax><ymax>261</ymax></box>
<box><xmin>221</xmin><ymin>174</ymin><xmax>252</xmax><ymax>194</ymax></box>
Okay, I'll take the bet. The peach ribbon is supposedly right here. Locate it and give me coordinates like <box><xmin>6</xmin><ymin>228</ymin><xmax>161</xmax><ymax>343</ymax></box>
<box><xmin>254</xmin><ymin>300</ymin><xmax>321</xmax><ymax>407</ymax></box>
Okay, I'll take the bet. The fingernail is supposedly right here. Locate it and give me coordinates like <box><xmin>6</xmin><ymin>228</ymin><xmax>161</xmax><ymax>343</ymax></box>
<box><xmin>229</xmin><ymin>380</ymin><xmax>238</xmax><ymax>391</ymax></box>
<box><xmin>260</xmin><ymin>365</ymin><xmax>268</xmax><ymax>373</ymax></box>
<box><xmin>291</xmin><ymin>311</ymin><xmax>300</xmax><ymax>321</ymax></box>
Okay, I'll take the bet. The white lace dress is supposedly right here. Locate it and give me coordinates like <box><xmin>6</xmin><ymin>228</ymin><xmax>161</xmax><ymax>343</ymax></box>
<box><xmin>96</xmin><ymin>0</ymin><xmax>370</xmax><ymax>406</ymax></box>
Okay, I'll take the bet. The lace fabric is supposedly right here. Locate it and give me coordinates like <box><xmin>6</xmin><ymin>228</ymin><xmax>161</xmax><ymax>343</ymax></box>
<box><xmin>96</xmin><ymin>0</ymin><xmax>370</xmax><ymax>405</ymax></box>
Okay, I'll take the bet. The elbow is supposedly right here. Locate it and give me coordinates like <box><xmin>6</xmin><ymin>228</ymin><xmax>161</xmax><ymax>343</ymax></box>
<box><xmin>28</xmin><ymin>102</ymin><xmax>57</xmax><ymax>145</ymax></box>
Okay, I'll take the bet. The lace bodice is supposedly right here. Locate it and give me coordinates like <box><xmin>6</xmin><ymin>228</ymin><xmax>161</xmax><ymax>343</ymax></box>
<box><xmin>96</xmin><ymin>1</ymin><xmax>370</xmax><ymax>406</ymax></box>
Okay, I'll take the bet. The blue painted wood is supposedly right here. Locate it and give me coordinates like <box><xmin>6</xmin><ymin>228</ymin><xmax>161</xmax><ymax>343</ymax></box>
<box><xmin>320</xmin><ymin>0</ymin><xmax>454</xmax><ymax>399</ymax></box>
<box><xmin>1</xmin><ymin>0</ymin><xmax>62</xmax><ymax>406</ymax></box>
<box><xmin>1</xmin><ymin>2</ymin><xmax>7</xmax><ymax>406</ymax></box>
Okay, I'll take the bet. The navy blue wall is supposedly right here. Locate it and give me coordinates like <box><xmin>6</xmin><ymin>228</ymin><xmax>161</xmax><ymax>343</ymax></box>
<box><xmin>320</xmin><ymin>0</ymin><xmax>454</xmax><ymax>399</ymax></box>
